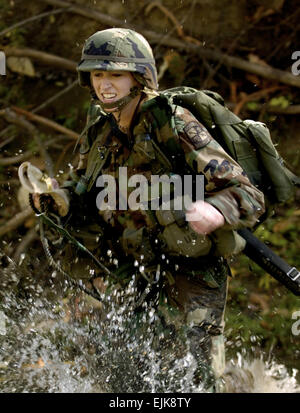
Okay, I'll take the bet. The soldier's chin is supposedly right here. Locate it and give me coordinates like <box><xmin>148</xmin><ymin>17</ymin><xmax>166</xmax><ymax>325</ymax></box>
<box><xmin>103</xmin><ymin>106</ymin><xmax>117</xmax><ymax>113</ymax></box>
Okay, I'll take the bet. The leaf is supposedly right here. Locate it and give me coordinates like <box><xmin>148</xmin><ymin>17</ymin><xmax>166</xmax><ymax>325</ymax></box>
<box><xmin>7</xmin><ymin>56</ymin><xmax>35</xmax><ymax>77</ymax></box>
<box><xmin>247</xmin><ymin>102</ymin><xmax>259</xmax><ymax>110</ymax></box>
<box><xmin>269</xmin><ymin>96</ymin><xmax>290</xmax><ymax>109</ymax></box>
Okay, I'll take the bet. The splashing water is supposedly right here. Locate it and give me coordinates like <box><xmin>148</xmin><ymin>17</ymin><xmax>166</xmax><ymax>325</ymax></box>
<box><xmin>223</xmin><ymin>353</ymin><xmax>300</xmax><ymax>393</ymax></box>
<box><xmin>0</xmin><ymin>293</ymin><xmax>201</xmax><ymax>392</ymax></box>
<box><xmin>0</xmin><ymin>253</ymin><xmax>299</xmax><ymax>393</ymax></box>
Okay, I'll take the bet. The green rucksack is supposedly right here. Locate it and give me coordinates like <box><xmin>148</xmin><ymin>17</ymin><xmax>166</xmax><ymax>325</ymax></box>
<box><xmin>78</xmin><ymin>86</ymin><xmax>299</xmax><ymax>218</ymax></box>
<box><xmin>158</xmin><ymin>87</ymin><xmax>299</xmax><ymax>219</ymax></box>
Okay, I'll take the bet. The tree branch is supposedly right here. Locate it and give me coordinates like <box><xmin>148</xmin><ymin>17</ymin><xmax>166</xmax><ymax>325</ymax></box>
<box><xmin>3</xmin><ymin>46</ymin><xmax>77</xmax><ymax>72</ymax></box>
<box><xmin>0</xmin><ymin>80</ymin><xmax>79</xmax><ymax>142</ymax></box>
<box><xmin>227</xmin><ymin>102</ymin><xmax>300</xmax><ymax>115</ymax></box>
<box><xmin>0</xmin><ymin>8</ymin><xmax>68</xmax><ymax>37</ymax></box>
<box><xmin>0</xmin><ymin>151</ymin><xmax>33</xmax><ymax>166</ymax></box>
<box><xmin>0</xmin><ymin>206</ymin><xmax>34</xmax><ymax>238</ymax></box>
<box><xmin>12</xmin><ymin>227</ymin><xmax>39</xmax><ymax>264</ymax></box>
<box><xmin>10</xmin><ymin>107</ymin><xmax>79</xmax><ymax>140</ymax></box>
<box><xmin>0</xmin><ymin>108</ymin><xmax>54</xmax><ymax>176</ymax></box>
<box><xmin>36</xmin><ymin>0</ymin><xmax>300</xmax><ymax>89</ymax></box>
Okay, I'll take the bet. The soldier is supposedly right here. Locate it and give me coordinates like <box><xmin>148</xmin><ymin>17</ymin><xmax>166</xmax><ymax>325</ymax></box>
<box><xmin>33</xmin><ymin>28</ymin><xmax>265</xmax><ymax>391</ymax></box>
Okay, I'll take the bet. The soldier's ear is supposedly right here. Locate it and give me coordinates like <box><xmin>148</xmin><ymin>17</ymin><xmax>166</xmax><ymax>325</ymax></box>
<box><xmin>131</xmin><ymin>72</ymin><xmax>145</xmax><ymax>88</ymax></box>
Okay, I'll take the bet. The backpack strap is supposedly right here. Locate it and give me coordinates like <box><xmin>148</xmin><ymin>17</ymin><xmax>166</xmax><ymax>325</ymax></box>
<box><xmin>161</xmin><ymin>87</ymin><xmax>299</xmax><ymax>205</ymax></box>
<box><xmin>283</xmin><ymin>166</ymin><xmax>300</xmax><ymax>186</ymax></box>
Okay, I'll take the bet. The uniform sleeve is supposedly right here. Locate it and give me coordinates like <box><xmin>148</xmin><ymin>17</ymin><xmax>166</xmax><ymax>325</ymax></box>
<box><xmin>174</xmin><ymin>106</ymin><xmax>265</xmax><ymax>229</ymax></box>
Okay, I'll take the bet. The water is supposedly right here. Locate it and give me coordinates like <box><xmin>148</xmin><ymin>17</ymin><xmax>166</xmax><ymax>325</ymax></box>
<box><xmin>0</xmin><ymin>253</ymin><xmax>299</xmax><ymax>393</ymax></box>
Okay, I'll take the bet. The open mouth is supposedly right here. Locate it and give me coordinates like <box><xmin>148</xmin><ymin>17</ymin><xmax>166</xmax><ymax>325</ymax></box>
<box><xmin>101</xmin><ymin>93</ymin><xmax>117</xmax><ymax>102</ymax></box>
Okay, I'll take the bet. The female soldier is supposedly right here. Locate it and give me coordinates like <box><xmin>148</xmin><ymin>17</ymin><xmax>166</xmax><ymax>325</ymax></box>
<box><xmin>35</xmin><ymin>28</ymin><xmax>265</xmax><ymax>391</ymax></box>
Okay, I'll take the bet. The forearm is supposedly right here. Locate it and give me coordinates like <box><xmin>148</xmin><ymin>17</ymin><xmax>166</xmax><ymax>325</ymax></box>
<box><xmin>205</xmin><ymin>177</ymin><xmax>265</xmax><ymax>229</ymax></box>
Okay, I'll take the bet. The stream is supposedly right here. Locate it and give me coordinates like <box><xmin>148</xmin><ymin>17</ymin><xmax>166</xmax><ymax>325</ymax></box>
<box><xmin>0</xmin><ymin>252</ymin><xmax>299</xmax><ymax>394</ymax></box>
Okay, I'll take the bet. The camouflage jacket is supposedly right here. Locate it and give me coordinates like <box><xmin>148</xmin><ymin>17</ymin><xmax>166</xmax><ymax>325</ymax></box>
<box><xmin>64</xmin><ymin>91</ymin><xmax>265</xmax><ymax>269</ymax></box>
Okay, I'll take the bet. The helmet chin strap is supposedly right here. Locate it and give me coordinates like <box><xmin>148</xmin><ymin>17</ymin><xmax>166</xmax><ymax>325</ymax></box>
<box><xmin>99</xmin><ymin>86</ymin><xmax>142</xmax><ymax>113</ymax></box>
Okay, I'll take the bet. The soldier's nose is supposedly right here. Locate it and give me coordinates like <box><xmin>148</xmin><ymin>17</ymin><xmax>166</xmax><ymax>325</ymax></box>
<box><xmin>100</xmin><ymin>78</ymin><xmax>113</xmax><ymax>90</ymax></box>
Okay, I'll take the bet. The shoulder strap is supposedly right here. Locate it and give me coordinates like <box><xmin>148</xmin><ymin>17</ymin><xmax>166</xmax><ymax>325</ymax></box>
<box><xmin>74</xmin><ymin>101</ymin><xmax>107</xmax><ymax>154</ymax></box>
<box><xmin>160</xmin><ymin>87</ymin><xmax>300</xmax><ymax>203</ymax></box>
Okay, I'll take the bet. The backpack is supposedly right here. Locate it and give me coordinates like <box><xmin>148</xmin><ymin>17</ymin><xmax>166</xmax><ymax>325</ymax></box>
<box><xmin>157</xmin><ymin>87</ymin><xmax>299</xmax><ymax>219</ymax></box>
<box><xmin>79</xmin><ymin>87</ymin><xmax>299</xmax><ymax>220</ymax></box>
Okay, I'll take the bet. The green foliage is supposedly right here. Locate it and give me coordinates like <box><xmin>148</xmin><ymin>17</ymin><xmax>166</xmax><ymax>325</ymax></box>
<box><xmin>1</xmin><ymin>79</ymin><xmax>26</xmax><ymax>107</ymax></box>
<box><xmin>247</xmin><ymin>102</ymin><xmax>259</xmax><ymax>111</ymax></box>
<box><xmin>3</xmin><ymin>28</ymin><xmax>27</xmax><ymax>47</ymax></box>
<box><xmin>269</xmin><ymin>95</ymin><xmax>291</xmax><ymax>109</ymax></box>
<box><xmin>56</xmin><ymin>107</ymin><xmax>80</xmax><ymax>130</ymax></box>
<box><xmin>226</xmin><ymin>204</ymin><xmax>300</xmax><ymax>370</ymax></box>
<box><xmin>0</xmin><ymin>84</ymin><xmax>9</xmax><ymax>98</ymax></box>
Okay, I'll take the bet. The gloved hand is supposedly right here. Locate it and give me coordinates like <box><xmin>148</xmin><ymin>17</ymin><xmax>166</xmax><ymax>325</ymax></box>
<box><xmin>185</xmin><ymin>200</ymin><xmax>225</xmax><ymax>235</ymax></box>
<box><xmin>18</xmin><ymin>162</ymin><xmax>69</xmax><ymax>217</ymax></box>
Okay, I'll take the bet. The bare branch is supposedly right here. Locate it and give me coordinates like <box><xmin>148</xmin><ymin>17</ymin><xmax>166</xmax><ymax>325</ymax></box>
<box><xmin>226</xmin><ymin>102</ymin><xmax>300</xmax><ymax>115</ymax></box>
<box><xmin>32</xmin><ymin>80</ymin><xmax>79</xmax><ymax>113</ymax></box>
<box><xmin>0</xmin><ymin>8</ymin><xmax>68</xmax><ymax>37</ymax></box>
<box><xmin>0</xmin><ymin>80</ymin><xmax>79</xmax><ymax>142</ymax></box>
<box><xmin>10</xmin><ymin>107</ymin><xmax>79</xmax><ymax>140</ymax></box>
<box><xmin>12</xmin><ymin>227</ymin><xmax>39</xmax><ymax>263</ymax></box>
<box><xmin>0</xmin><ymin>150</ymin><xmax>33</xmax><ymax>166</ymax></box>
<box><xmin>0</xmin><ymin>108</ymin><xmax>54</xmax><ymax>176</ymax></box>
<box><xmin>0</xmin><ymin>206</ymin><xmax>34</xmax><ymax>238</ymax></box>
<box><xmin>3</xmin><ymin>46</ymin><xmax>77</xmax><ymax>72</ymax></box>
<box><xmin>233</xmin><ymin>86</ymin><xmax>286</xmax><ymax>116</ymax></box>
<box><xmin>244</xmin><ymin>104</ymin><xmax>300</xmax><ymax>115</ymax></box>
<box><xmin>36</xmin><ymin>0</ymin><xmax>300</xmax><ymax>89</ymax></box>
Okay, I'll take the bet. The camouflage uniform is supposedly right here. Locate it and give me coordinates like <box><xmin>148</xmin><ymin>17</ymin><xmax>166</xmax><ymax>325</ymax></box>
<box><xmin>62</xmin><ymin>29</ymin><xmax>265</xmax><ymax>391</ymax></box>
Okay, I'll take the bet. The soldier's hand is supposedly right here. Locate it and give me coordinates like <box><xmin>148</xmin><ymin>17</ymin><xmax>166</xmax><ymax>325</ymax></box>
<box><xmin>185</xmin><ymin>200</ymin><xmax>225</xmax><ymax>235</ymax></box>
<box><xmin>31</xmin><ymin>193</ymin><xmax>58</xmax><ymax>213</ymax></box>
<box><xmin>32</xmin><ymin>193</ymin><xmax>42</xmax><ymax>211</ymax></box>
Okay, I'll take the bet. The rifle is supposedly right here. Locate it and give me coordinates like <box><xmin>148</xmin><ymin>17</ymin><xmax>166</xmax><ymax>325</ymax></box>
<box><xmin>238</xmin><ymin>228</ymin><xmax>300</xmax><ymax>296</ymax></box>
<box><xmin>42</xmin><ymin>206</ymin><xmax>300</xmax><ymax>297</ymax></box>
<box><xmin>39</xmin><ymin>211</ymin><xmax>300</xmax><ymax>296</ymax></box>
<box><xmin>175</xmin><ymin>206</ymin><xmax>300</xmax><ymax>296</ymax></box>
<box><xmin>20</xmin><ymin>161</ymin><xmax>299</xmax><ymax>296</ymax></box>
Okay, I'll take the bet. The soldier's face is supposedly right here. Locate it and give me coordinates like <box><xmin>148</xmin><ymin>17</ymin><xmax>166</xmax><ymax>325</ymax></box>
<box><xmin>90</xmin><ymin>70</ymin><xmax>138</xmax><ymax>111</ymax></box>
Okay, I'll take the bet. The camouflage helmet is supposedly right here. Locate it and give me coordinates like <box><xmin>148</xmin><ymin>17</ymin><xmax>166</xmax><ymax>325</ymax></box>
<box><xmin>77</xmin><ymin>28</ymin><xmax>158</xmax><ymax>90</ymax></box>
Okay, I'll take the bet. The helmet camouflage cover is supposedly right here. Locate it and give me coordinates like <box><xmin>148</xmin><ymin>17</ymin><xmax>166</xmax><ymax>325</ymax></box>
<box><xmin>77</xmin><ymin>28</ymin><xmax>158</xmax><ymax>90</ymax></box>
